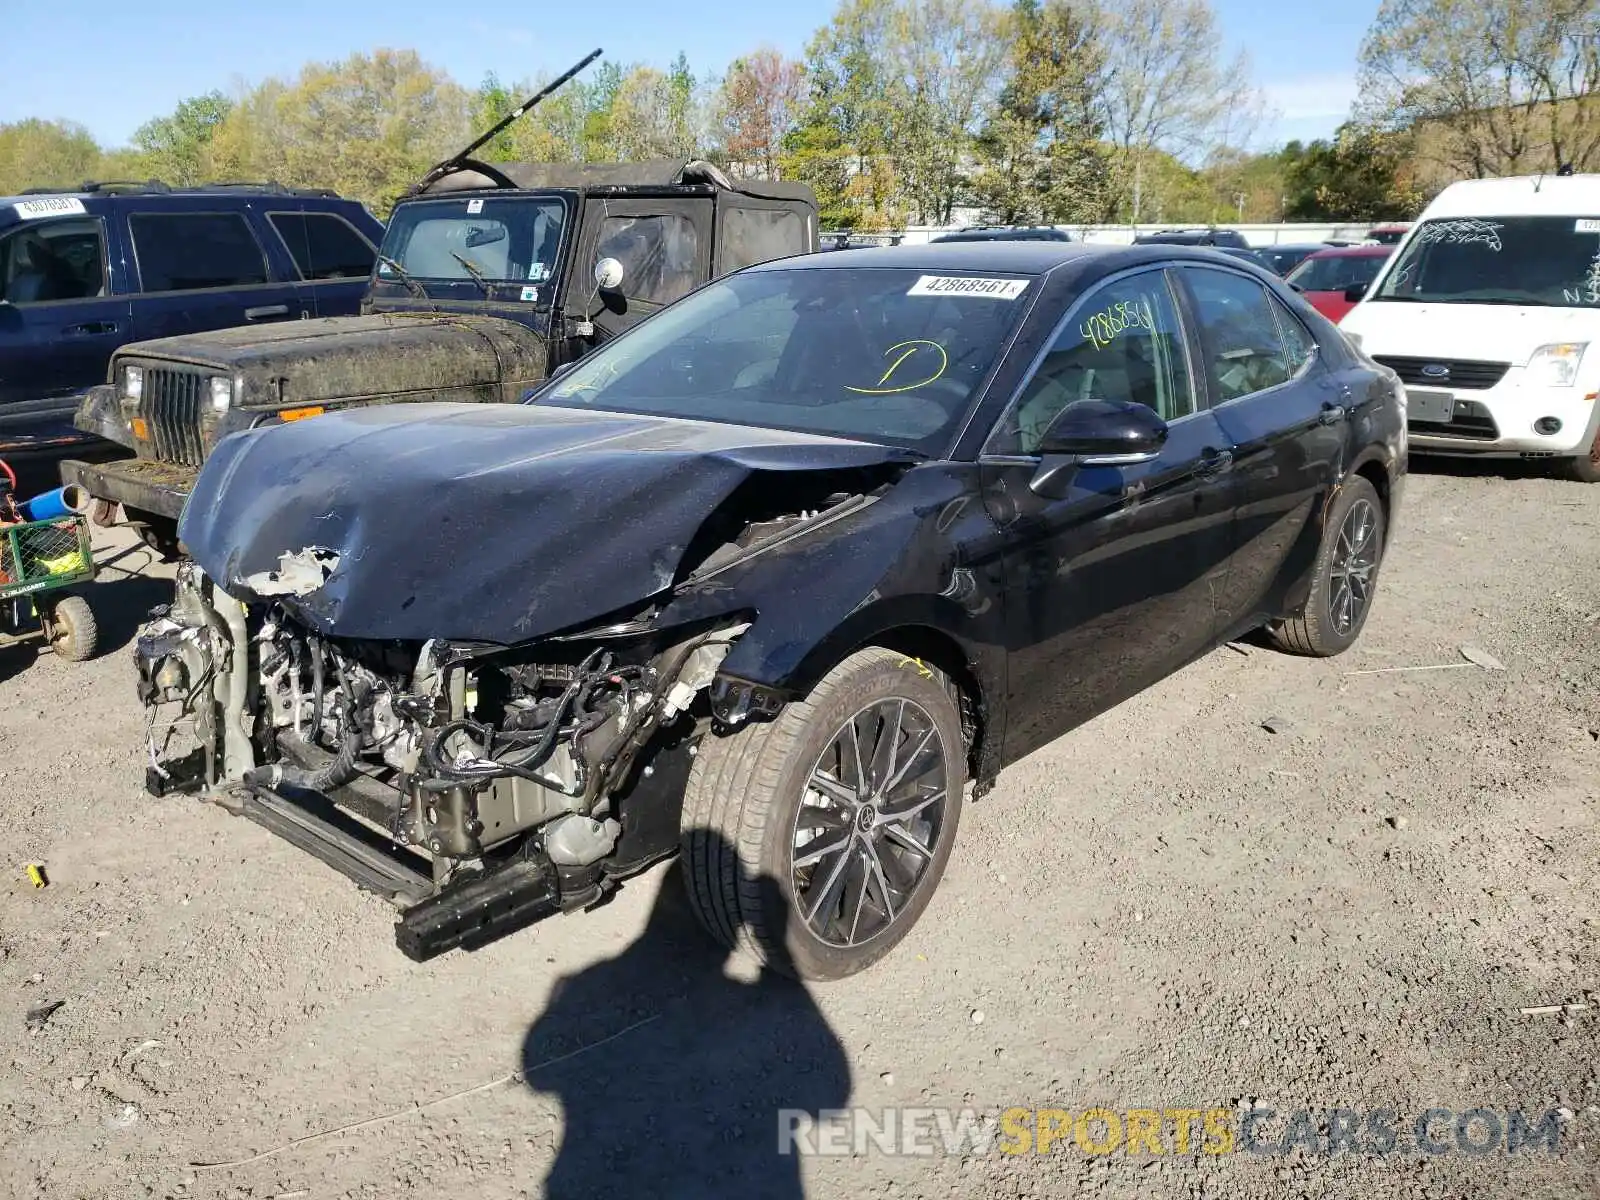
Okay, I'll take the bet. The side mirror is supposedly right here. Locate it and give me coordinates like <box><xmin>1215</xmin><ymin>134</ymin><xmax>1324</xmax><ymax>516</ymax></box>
<box><xmin>1343</xmin><ymin>283</ymin><xmax>1369</xmax><ymax>303</ymax></box>
<box><xmin>1030</xmin><ymin>399</ymin><xmax>1169</xmax><ymax>498</ymax></box>
<box><xmin>594</xmin><ymin>257</ymin><xmax>625</xmax><ymax>292</ymax></box>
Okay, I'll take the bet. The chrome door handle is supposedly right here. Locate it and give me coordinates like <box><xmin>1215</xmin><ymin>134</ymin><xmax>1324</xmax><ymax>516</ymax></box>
<box><xmin>245</xmin><ymin>304</ymin><xmax>291</xmax><ymax>320</ymax></box>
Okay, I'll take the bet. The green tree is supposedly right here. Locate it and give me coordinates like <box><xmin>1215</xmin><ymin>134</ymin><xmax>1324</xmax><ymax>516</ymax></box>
<box><xmin>129</xmin><ymin>91</ymin><xmax>233</xmax><ymax>184</ymax></box>
<box><xmin>0</xmin><ymin>119</ymin><xmax>106</xmax><ymax>194</ymax></box>
<box><xmin>1282</xmin><ymin>123</ymin><xmax>1423</xmax><ymax>220</ymax></box>
<box><xmin>468</xmin><ymin>73</ymin><xmax>518</xmax><ymax>162</ymax></box>
<box><xmin>971</xmin><ymin>0</ymin><xmax>1110</xmax><ymax>225</ymax></box>
<box><xmin>714</xmin><ymin>48</ymin><xmax>807</xmax><ymax>179</ymax></box>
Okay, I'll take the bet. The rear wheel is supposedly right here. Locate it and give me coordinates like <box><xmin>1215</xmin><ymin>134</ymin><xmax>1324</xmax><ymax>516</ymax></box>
<box><xmin>1559</xmin><ymin>423</ymin><xmax>1600</xmax><ymax>483</ymax></box>
<box><xmin>680</xmin><ymin>647</ymin><xmax>965</xmax><ymax>980</ymax></box>
<box><xmin>1269</xmin><ymin>475</ymin><xmax>1385</xmax><ymax>657</ymax></box>
<box><xmin>46</xmin><ymin>594</ymin><xmax>98</xmax><ymax>662</ymax></box>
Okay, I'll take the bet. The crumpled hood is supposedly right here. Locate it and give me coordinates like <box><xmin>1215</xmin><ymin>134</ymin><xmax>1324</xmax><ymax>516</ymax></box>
<box><xmin>116</xmin><ymin>313</ymin><xmax>545</xmax><ymax>409</ymax></box>
<box><xmin>179</xmin><ymin>402</ymin><xmax>919</xmax><ymax>644</ymax></box>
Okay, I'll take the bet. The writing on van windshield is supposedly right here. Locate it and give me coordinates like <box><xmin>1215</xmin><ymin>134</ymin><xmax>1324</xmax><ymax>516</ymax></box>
<box><xmin>1416</xmin><ymin>219</ymin><xmax>1504</xmax><ymax>251</ymax></box>
<box><xmin>1566</xmin><ymin>249</ymin><xmax>1600</xmax><ymax>305</ymax></box>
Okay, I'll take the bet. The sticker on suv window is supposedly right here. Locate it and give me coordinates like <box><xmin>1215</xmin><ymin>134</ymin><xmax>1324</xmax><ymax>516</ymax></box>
<box><xmin>13</xmin><ymin>197</ymin><xmax>87</xmax><ymax>220</ymax></box>
<box><xmin>1577</xmin><ymin>219</ymin><xmax>1600</xmax><ymax>233</ymax></box>
<box><xmin>907</xmin><ymin>275</ymin><xmax>1028</xmax><ymax>300</ymax></box>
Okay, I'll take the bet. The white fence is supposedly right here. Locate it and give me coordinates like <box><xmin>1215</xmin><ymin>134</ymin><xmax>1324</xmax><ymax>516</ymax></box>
<box><xmin>879</xmin><ymin>222</ymin><xmax>1381</xmax><ymax>247</ymax></box>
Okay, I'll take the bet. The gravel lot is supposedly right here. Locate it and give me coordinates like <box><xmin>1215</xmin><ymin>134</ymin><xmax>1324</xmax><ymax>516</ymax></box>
<box><xmin>2</xmin><ymin>461</ymin><xmax>1597</xmax><ymax>1200</ymax></box>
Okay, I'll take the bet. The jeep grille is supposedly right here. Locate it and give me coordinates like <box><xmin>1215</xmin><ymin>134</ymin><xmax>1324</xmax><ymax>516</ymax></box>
<box><xmin>139</xmin><ymin>367</ymin><xmax>208</xmax><ymax>467</ymax></box>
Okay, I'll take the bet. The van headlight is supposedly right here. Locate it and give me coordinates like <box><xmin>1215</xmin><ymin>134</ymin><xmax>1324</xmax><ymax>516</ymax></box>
<box><xmin>120</xmin><ymin>365</ymin><xmax>143</xmax><ymax>402</ymax></box>
<box><xmin>1528</xmin><ymin>342</ymin><xmax>1587</xmax><ymax>387</ymax></box>
<box><xmin>209</xmin><ymin>375</ymin><xmax>235</xmax><ymax>413</ymax></box>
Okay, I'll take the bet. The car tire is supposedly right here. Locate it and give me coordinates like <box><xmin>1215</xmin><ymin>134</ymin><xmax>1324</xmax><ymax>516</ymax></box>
<box><xmin>1559</xmin><ymin>424</ymin><xmax>1600</xmax><ymax>483</ymax></box>
<box><xmin>680</xmin><ymin>646</ymin><xmax>965</xmax><ymax>981</ymax></box>
<box><xmin>129</xmin><ymin>514</ymin><xmax>181</xmax><ymax>560</ymax></box>
<box><xmin>46</xmin><ymin>594</ymin><xmax>98</xmax><ymax>662</ymax></box>
<box><xmin>1268</xmin><ymin>475</ymin><xmax>1386</xmax><ymax>657</ymax></box>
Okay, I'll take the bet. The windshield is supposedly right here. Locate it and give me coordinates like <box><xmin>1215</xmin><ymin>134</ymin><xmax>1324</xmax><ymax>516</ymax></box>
<box><xmin>531</xmin><ymin>267</ymin><xmax>1034</xmax><ymax>452</ymax></box>
<box><xmin>1288</xmin><ymin>252</ymin><xmax>1389</xmax><ymax>294</ymax></box>
<box><xmin>377</xmin><ymin>194</ymin><xmax>567</xmax><ymax>292</ymax></box>
<box><xmin>1372</xmin><ymin>216</ymin><xmax>1600</xmax><ymax>307</ymax></box>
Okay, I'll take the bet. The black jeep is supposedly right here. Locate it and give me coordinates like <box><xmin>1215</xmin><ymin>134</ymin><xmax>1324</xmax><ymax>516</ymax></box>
<box><xmin>63</xmin><ymin>158</ymin><xmax>817</xmax><ymax>554</ymax></box>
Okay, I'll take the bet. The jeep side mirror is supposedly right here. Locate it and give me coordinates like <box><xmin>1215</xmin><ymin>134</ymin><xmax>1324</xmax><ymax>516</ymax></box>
<box><xmin>594</xmin><ymin>257</ymin><xmax>625</xmax><ymax>292</ymax></box>
<box><xmin>1030</xmin><ymin>399</ymin><xmax>1169</xmax><ymax>499</ymax></box>
<box><xmin>1343</xmin><ymin>283</ymin><xmax>1369</xmax><ymax>303</ymax></box>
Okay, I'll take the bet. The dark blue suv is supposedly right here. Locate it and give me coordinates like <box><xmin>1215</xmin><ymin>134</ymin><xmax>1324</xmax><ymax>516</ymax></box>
<box><xmin>0</xmin><ymin>181</ymin><xmax>383</xmax><ymax>466</ymax></box>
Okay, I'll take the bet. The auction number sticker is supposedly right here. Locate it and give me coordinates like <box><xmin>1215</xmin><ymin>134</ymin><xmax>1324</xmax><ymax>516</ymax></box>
<box><xmin>1577</xmin><ymin>219</ymin><xmax>1600</xmax><ymax>233</ymax></box>
<box><xmin>907</xmin><ymin>275</ymin><xmax>1028</xmax><ymax>300</ymax></box>
<box><xmin>13</xmin><ymin>197</ymin><xmax>87</xmax><ymax>220</ymax></box>
<box><xmin>467</xmin><ymin>198</ymin><xmax>484</xmax><ymax>214</ymax></box>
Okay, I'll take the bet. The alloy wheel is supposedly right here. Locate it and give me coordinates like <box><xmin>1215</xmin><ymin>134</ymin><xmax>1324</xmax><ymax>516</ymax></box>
<box><xmin>1329</xmin><ymin>497</ymin><xmax>1379</xmax><ymax>636</ymax></box>
<box><xmin>791</xmin><ymin>698</ymin><xmax>950</xmax><ymax>948</ymax></box>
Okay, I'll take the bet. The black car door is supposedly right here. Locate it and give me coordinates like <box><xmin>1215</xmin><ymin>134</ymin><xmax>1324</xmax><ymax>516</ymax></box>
<box><xmin>1174</xmin><ymin>265</ymin><xmax>1346</xmax><ymax>633</ymax></box>
<box><xmin>0</xmin><ymin>209</ymin><xmax>132</xmax><ymax>435</ymax></box>
<box><xmin>978</xmin><ymin>266</ymin><xmax>1239</xmax><ymax>764</ymax></box>
<box><xmin>262</xmin><ymin>207</ymin><xmax>379</xmax><ymax>318</ymax></box>
<box><xmin>124</xmin><ymin>201</ymin><xmax>304</xmax><ymax>341</ymax></box>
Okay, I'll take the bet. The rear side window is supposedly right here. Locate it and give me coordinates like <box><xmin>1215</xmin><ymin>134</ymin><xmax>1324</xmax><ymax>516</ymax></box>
<box><xmin>721</xmin><ymin>208</ymin><xmax>806</xmax><ymax>272</ymax></box>
<box><xmin>130</xmin><ymin>212</ymin><xmax>269</xmax><ymax>292</ymax></box>
<box><xmin>1184</xmin><ymin>268</ymin><xmax>1305</xmax><ymax>401</ymax></box>
<box><xmin>595</xmin><ymin>215</ymin><xmax>699</xmax><ymax>307</ymax></box>
<box><xmin>0</xmin><ymin>218</ymin><xmax>106</xmax><ymax>303</ymax></box>
<box><xmin>268</xmin><ymin>212</ymin><xmax>376</xmax><ymax>281</ymax></box>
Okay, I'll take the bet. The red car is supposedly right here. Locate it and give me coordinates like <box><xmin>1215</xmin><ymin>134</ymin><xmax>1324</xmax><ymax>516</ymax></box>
<box><xmin>1285</xmin><ymin>244</ymin><xmax>1395</xmax><ymax>323</ymax></box>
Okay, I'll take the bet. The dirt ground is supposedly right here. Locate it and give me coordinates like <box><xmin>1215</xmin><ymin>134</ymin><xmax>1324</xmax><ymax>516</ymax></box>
<box><xmin>1</xmin><ymin>459</ymin><xmax>1597</xmax><ymax>1200</ymax></box>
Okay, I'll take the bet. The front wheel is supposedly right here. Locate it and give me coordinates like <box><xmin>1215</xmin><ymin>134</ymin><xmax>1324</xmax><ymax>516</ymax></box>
<box><xmin>680</xmin><ymin>647</ymin><xmax>965</xmax><ymax>981</ymax></box>
<box><xmin>1559</xmin><ymin>423</ymin><xmax>1600</xmax><ymax>483</ymax></box>
<box><xmin>1269</xmin><ymin>475</ymin><xmax>1386</xmax><ymax>657</ymax></box>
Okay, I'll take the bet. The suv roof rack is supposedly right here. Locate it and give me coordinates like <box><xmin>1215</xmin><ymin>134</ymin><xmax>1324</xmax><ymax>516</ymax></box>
<box><xmin>18</xmin><ymin>179</ymin><xmax>343</xmax><ymax>199</ymax></box>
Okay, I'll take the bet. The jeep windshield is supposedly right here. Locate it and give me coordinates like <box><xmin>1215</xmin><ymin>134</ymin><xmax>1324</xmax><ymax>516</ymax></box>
<box><xmin>531</xmin><ymin>266</ymin><xmax>1035</xmax><ymax>453</ymax></box>
<box><xmin>376</xmin><ymin>194</ymin><xmax>567</xmax><ymax>295</ymax></box>
<box><xmin>1371</xmin><ymin>216</ymin><xmax>1600</xmax><ymax>308</ymax></box>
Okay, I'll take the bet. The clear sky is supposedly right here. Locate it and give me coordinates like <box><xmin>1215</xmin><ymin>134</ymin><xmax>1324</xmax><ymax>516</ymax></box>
<box><xmin>0</xmin><ymin>0</ymin><xmax>1377</xmax><ymax>150</ymax></box>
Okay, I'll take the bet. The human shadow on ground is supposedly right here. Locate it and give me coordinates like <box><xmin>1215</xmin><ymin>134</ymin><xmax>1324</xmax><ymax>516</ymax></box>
<box><xmin>521</xmin><ymin>842</ymin><xmax>851</xmax><ymax>1200</ymax></box>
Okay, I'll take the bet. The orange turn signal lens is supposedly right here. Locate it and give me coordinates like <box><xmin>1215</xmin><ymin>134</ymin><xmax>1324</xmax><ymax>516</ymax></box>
<box><xmin>130</xmin><ymin>417</ymin><xmax>148</xmax><ymax>440</ymax></box>
<box><xmin>280</xmin><ymin>406</ymin><xmax>325</xmax><ymax>422</ymax></box>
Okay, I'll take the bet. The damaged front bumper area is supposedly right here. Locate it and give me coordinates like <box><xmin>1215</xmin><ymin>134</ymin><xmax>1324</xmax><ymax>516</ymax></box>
<box><xmin>136</xmin><ymin>561</ymin><xmax>749</xmax><ymax>961</ymax></box>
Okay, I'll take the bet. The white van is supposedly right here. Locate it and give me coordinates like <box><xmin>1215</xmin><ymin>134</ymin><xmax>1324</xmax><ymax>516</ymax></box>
<box><xmin>1340</xmin><ymin>174</ymin><xmax>1600</xmax><ymax>482</ymax></box>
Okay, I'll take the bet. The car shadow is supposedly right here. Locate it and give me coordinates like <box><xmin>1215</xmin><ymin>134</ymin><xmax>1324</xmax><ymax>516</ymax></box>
<box><xmin>1407</xmin><ymin>453</ymin><xmax>1554</xmax><ymax>482</ymax></box>
<box><xmin>81</xmin><ymin>556</ymin><xmax>172</xmax><ymax>655</ymax></box>
<box><xmin>520</xmin><ymin>843</ymin><xmax>851</xmax><ymax>1200</ymax></box>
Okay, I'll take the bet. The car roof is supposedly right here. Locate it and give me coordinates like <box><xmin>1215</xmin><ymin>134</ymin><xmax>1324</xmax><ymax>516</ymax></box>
<box><xmin>755</xmin><ymin>240</ymin><xmax>1276</xmax><ymax>277</ymax></box>
<box><xmin>1304</xmin><ymin>244</ymin><xmax>1394</xmax><ymax>259</ymax></box>
<box><xmin>1424</xmin><ymin>173</ymin><xmax>1600</xmax><ymax>218</ymax></box>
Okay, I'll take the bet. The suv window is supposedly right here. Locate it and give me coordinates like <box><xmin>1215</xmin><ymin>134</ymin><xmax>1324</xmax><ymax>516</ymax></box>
<box><xmin>722</xmin><ymin>208</ymin><xmax>806</xmax><ymax>273</ymax></box>
<box><xmin>1184</xmin><ymin>268</ymin><xmax>1307</xmax><ymax>402</ymax></box>
<box><xmin>596</xmin><ymin>215</ymin><xmax>699</xmax><ymax>307</ymax></box>
<box><xmin>0</xmin><ymin>218</ymin><xmax>105</xmax><ymax>303</ymax></box>
<box><xmin>993</xmin><ymin>270</ymin><xmax>1196</xmax><ymax>454</ymax></box>
<box><xmin>130</xmin><ymin>212</ymin><xmax>270</xmax><ymax>292</ymax></box>
<box><xmin>268</xmin><ymin>212</ymin><xmax>376</xmax><ymax>281</ymax></box>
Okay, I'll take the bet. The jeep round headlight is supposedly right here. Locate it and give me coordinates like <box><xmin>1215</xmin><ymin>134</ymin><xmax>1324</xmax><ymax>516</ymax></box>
<box><xmin>209</xmin><ymin>375</ymin><xmax>234</xmax><ymax>413</ymax></box>
<box><xmin>120</xmin><ymin>365</ymin><xmax>143</xmax><ymax>401</ymax></box>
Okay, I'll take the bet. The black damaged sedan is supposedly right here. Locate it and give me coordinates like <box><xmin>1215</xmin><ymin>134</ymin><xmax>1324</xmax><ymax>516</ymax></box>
<box><xmin>139</xmin><ymin>242</ymin><xmax>1406</xmax><ymax>979</ymax></box>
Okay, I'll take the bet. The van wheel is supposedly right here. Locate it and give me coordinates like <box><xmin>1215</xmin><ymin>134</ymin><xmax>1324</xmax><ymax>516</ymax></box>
<box><xmin>680</xmin><ymin>647</ymin><xmax>965</xmax><ymax>981</ymax></box>
<box><xmin>1560</xmin><ymin>425</ymin><xmax>1600</xmax><ymax>483</ymax></box>
<box><xmin>1269</xmin><ymin>475</ymin><xmax>1386</xmax><ymax>657</ymax></box>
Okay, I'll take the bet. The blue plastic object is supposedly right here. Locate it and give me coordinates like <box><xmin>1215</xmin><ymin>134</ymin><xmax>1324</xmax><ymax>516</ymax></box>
<box><xmin>20</xmin><ymin>488</ymin><xmax>73</xmax><ymax>522</ymax></box>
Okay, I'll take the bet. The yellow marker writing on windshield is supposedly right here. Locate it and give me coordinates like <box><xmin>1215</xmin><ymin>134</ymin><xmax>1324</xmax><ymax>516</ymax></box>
<box><xmin>845</xmin><ymin>339</ymin><xmax>949</xmax><ymax>394</ymax></box>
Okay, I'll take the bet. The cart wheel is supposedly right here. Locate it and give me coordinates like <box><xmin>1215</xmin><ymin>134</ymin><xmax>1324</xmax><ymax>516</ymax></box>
<box><xmin>47</xmin><ymin>594</ymin><xmax>98</xmax><ymax>662</ymax></box>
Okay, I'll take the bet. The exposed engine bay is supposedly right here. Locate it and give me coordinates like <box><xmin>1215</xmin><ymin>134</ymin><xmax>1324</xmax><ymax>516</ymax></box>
<box><xmin>135</xmin><ymin>559</ymin><xmax>753</xmax><ymax>961</ymax></box>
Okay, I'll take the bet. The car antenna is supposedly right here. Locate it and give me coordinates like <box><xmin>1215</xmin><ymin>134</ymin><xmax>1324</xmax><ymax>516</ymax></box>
<box><xmin>407</xmin><ymin>48</ymin><xmax>603</xmax><ymax>197</ymax></box>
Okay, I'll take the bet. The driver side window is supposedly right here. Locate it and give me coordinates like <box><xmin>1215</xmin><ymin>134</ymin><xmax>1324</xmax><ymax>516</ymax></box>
<box><xmin>992</xmin><ymin>270</ymin><xmax>1195</xmax><ymax>454</ymax></box>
